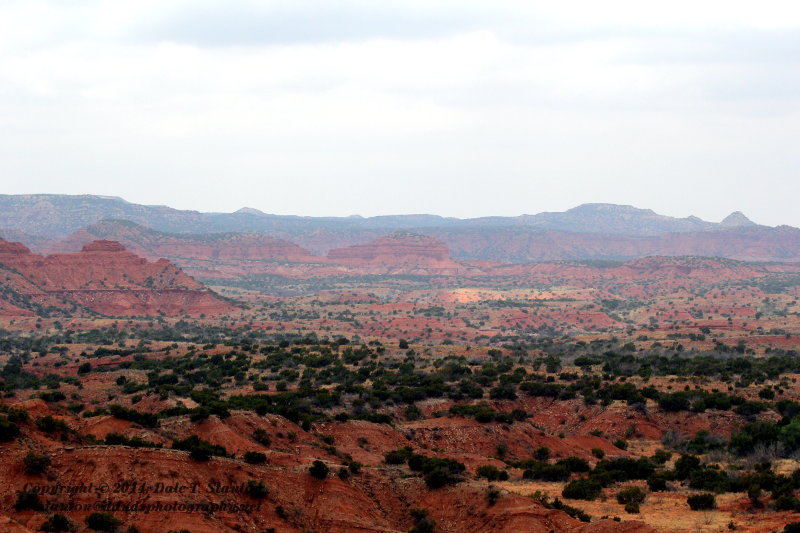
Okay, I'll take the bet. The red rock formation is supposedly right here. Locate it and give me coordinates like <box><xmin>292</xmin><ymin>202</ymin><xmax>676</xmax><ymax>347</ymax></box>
<box><xmin>327</xmin><ymin>232</ymin><xmax>474</xmax><ymax>275</ymax></box>
<box><xmin>0</xmin><ymin>238</ymin><xmax>234</xmax><ymax>316</ymax></box>
<box><xmin>48</xmin><ymin>220</ymin><xmax>325</xmax><ymax>279</ymax></box>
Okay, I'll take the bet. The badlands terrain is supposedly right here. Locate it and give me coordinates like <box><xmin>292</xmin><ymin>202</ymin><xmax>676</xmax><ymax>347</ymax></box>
<box><xmin>1</xmin><ymin>196</ymin><xmax>800</xmax><ymax>532</ymax></box>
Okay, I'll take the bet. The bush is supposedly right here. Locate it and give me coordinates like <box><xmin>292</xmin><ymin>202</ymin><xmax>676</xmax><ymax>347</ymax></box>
<box><xmin>616</xmin><ymin>486</ymin><xmax>646</xmax><ymax>505</ymax></box>
<box><xmin>172</xmin><ymin>435</ymin><xmax>228</xmax><ymax>460</ymax></box>
<box><xmin>84</xmin><ymin>512</ymin><xmax>121</xmax><ymax>531</ymax></box>
<box><xmin>687</xmin><ymin>493</ymin><xmax>716</xmax><ymax>510</ymax></box>
<box><xmin>612</xmin><ymin>439</ymin><xmax>628</xmax><ymax>450</ymax></box>
<box><xmin>243</xmin><ymin>451</ymin><xmax>267</xmax><ymax>464</ymax></box>
<box><xmin>652</xmin><ymin>449</ymin><xmax>672</xmax><ymax>465</ymax></box>
<box><xmin>534</xmin><ymin>446</ymin><xmax>551</xmax><ymax>461</ymax></box>
<box><xmin>246</xmin><ymin>479</ymin><xmax>268</xmax><ymax>499</ymax></box>
<box><xmin>23</xmin><ymin>451</ymin><xmax>51</xmax><ymax>474</ymax></box>
<box><xmin>385</xmin><ymin>447</ymin><xmax>413</xmax><ymax>465</ymax></box>
<box><xmin>0</xmin><ymin>417</ymin><xmax>21</xmax><ymax>441</ymax></box>
<box><xmin>14</xmin><ymin>489</ymin><xmax>43</xmax><ymax>511</ymax></box>
<box><xmin>674</xmin><ymin>454</ymin><xmax>701</xmax><ymax>480</ymax></box>
<box><xmin>785</xmin><ymin>523</ymin><xmax>800</xmax><ymax>533</ymax></box>
<box><xmin>36</xmin><ymin>416</ymin><xmax>69</xmax><ymax>433</ymax></box>
<box><xmin>253</xmin><ymin>428</ymin><xmax>271</xmax><ymax>446</ymax></box>
<box><xmin>557</xmin><ymin>457</ymin><xmax>591</xmax><ymax>473</ymax></box>
<box><xmin>309</xmin><ymin>460</ymin><xmax>329</xmax><ymax>479</ymax></box>
<box><xmin>774</xmin><ymin>495</ymin><xmax>800</xmax><ymax>511</ymax></box>
<box><xmin>476</xmin><ymin>465</ymin><xmax>508</xmax><ymax>481</ymax></box>
<box><xmin>624</xmin><ymin>502</ymin><xmax>640</xmax><ymax>513</ymax></box>
<box><xmin>40</xmin><ymin>514</ymin><xmax>74</xmax><ymax>533</ymax></box>
<box><xmin>591</xmin><ymin>448</ymin><xmax>605</xmax><ymax>459</ymax></box>
<box><xmin>647</xmin><ymin>473</ymin><xmax>669</xmax><ymax>492</ymax></box>
<box><xmin>562</xmin><ymin>478</ymin><xmax>602</xmax><ymax>501</ymax></box>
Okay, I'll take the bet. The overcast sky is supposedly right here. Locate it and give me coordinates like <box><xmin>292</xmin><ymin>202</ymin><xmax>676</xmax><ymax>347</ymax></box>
<box><xmin>1</xmin><ymin>1</ymin><xmax>799</xmax><ymax>225</ymax></box>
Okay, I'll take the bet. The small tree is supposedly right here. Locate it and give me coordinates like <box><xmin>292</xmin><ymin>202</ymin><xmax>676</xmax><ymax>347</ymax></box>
<box><xmin>309</xmin><ymin>460</ymin><xmax>329</xmax><ymax>479</ymax></box>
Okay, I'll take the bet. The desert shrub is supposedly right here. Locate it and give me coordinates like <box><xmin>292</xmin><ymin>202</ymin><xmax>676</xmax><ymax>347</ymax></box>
<box><xmin>476</xmin><ymin>465</ymin><xmax>508</xmax><ymax>481</ymax></box>
<box><xmin>23</xmin><ymin>451</ymin><xmax>51</xmax><ymax>474</ymax></box>
<box><xmin>84</xmin><ymin>512</ymin><xmax>121</xmax><ymax>531</ymax></box>
<box><xmin>36</xmin><ymin>415</ymin><xmax>69</xmax><ymax>433</ymax></box>
<box><xmin>647</xmin><ymin>473</ymin><xmax>670</xmax><ymax>492</ymax></box>
<box><xmin>243</xmin><ymin>451</ymin><xmax>267</xmax><ymax>464</ymax></box>
<box><xmin>102</xmin><ymin>433</ymin><xmax>160</xmax><ymax>448</ymax></box>
<box><xmin>40</xmin><ymin>514</ymin><xmax>74</xmax><ymax>533</ymax></box>
<box><xmin>624</xmin><ymin>502</ymin><xmax>640</xmax><ymax>513</ymax></box>
<box><xmin>674</xmin><ymin>454</ymin><xmax>701</xmax><ymax>480</ymax></box>
<box><xmin>544</xmin><ymin>497</ymin><xmax>591</xmax><ymax>522</ymax></box>
<box><xmin>172</xmin><ymin>435</ymin><xmax>228</xmax><ymax>460</ymax></box>
<box><xmin>785</xmin><ymin>522</ymin><xmax>800</xmax><ymax>533</ymax></box>
<box><xmin>0</xmin><ymin>417</ymin><xmax>20</xmax><ymax>441</ymax></box>
<box><xmin>385</xmin><ymin>447</ymin><xmax>413</xmax><ymax>465</ymax></box>
<box><xmin>410</xmin><ymin>456</ymin><xmax>466</xmax><ymax>488</ymax></box>
<box><xmin>562</xmin><ymin>478</ymin><xmax>602</xmax><ymax>501</ymax></box>
<box><xmin>652</xmin><ymin>449</ymin><xmax>672</xmax><ymax>465</ymax></box>
<box><xmin>687</xmin><ymin>493</ymin><xmax>716</xmax><ymax>510</ymax></box>
<box><xmin>534</xmin><ymin>446</ymin><xmax>551</xmax><ymax>461</ymax></box>
<box><xmin>408</xmin><ymin>509</ymin><xmax>436</xmax><ymax>533</ymax></box>
<box><xmin>246</xmin><ymin>480</ymin><xmax>268</xmax><ymax>499</ymax></box>
<box><xmin>616</xmin><ymin>486</ymin><xmax>646</xmax><ymax>505</ymax></box>
<box><xmin>591</xmin><ymin>448</ymin><xmax>605</xmax><ymax>459</ymax></box>
<box><xmin>309</xmin><ymin>460</ymin><xmax>329</xmax><ymax>479</ymax></box>
<box><xmin>252</xmin><ymin>428</ymin><xmax>271</xmax><ymax>446</ymax></box>
<box><xmin>557</xmin><ymin>457</ymin><xmax>591</xmax><ymax>473</ymax></box>
<box><xmin>689</xmin><ymin>467</ymin><xmax>730</xmax><ymax>492</ymax></box>
<box><xmin>14</xmin><ymin>489</ymin><xmax>43</xmax><ymax>511</ymax></box>
<box><xmin>591</xmin><ymin>458</ymin><xmax>655</xmax><ymax>485</ymax></box>
<box><xmin>774</xmin><ymin>495</ymin><xmax>800</xmax><ymax>511</ymax></box>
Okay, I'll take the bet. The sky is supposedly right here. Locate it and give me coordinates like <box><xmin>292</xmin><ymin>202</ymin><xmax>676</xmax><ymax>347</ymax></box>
<box><xmin>1</xmin><ymin>1</ymin><xmax>799</xmax><ymax>226</ymax></box>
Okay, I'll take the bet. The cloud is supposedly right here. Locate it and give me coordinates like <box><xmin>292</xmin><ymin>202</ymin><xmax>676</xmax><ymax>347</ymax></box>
<box><xmin>0</xmin><ymin>1</ymin><xmax>798</xmax><ymax>225</ymax></box>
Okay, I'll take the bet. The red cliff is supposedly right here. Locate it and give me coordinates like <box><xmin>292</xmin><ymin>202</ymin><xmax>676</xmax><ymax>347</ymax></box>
<box><xmin>0</xmin><ymin>238</ymin><xmax>234</xmax><ymax>316</ymax></box>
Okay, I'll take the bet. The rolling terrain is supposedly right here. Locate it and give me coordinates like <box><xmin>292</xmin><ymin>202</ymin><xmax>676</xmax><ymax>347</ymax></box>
<box><xmin>1</xmin><ymin>197</ymin><xmax>800</xmax><ymax>532</ymax></box>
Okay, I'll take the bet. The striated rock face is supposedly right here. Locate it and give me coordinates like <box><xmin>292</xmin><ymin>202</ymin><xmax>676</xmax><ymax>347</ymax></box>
<box><xmin>327</xmin><ymin>232</ymin><xmax>470</xmax><ymax>275</ymax></box>
<box><xmin>0</xmin><ymin>238</ymin><xmax>234</xmax><ymax>316</ymax></box>
<box><xmin>80</xmin><ymin>239</ymin><xmax>127</xmax><ymax>252</ymax></box>
<box><xmin>49</xmin><ymin>220</ymin><xmax>324</xmax><ymax>279</ymax></box>
<box><xmin>429</xmin><ymin>225</ymin><xmax>800</xmax><ymax>263</ymax></box>
<box><xmin>0</xmin><ymin>239</ymin><xmax>32</xmax><ymax>254</ymax></box>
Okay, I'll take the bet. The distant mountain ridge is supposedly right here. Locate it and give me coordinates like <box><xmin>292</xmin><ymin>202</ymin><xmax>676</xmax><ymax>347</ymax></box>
<box><xmin>2</xmin><ymin>193</ymin><xmax>797</xmax><ymax>264</ymax></box>
<box><xmin>0</xmin><ymin>194</ymin><xmax>766</xmax><ymax>239</ymax></box>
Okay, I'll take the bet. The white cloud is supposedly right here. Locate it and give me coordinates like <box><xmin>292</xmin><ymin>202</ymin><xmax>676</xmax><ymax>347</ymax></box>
<box><xmin>0</xmin><ymin>1</ymin><xmax>798</xmax><ymax>226</ymax></box>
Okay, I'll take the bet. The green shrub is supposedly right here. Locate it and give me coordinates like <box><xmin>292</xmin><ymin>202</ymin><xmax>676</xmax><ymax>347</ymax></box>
<box><xmin>246</xmin><ymin>479</ymin><xmax>268</xmax><ymax>498</ymax></box>
<box><xmin>309</xmin><ymin>460</ymin><xmax>329</xmax><ymax>479</ymax></box>
<box><xmin>23</xmin><ymin>451</ymin><xmax>51</xmax><ymax>474</ymax></box>
<box><xmin>687</xmin><ymin>493</ymin><xmax>716</xmax><ymax>510</ymax></box>
<box><xmin>476</xmin><ymin>465</ymin><xmax>508</xmax><ymax>481</ymax></box>
<box><xmin>14</xmin><ymin>489</ymin><xmax>43</xmax><ymax>511</ymax></box>
<box><xmin>40</xmin><ymin>514</ymin><xmax>74</xmax><ymax>533</ymax></box>
<box><xmin>253</xmin><ymin>428</ymin><xmax>271</xmax><ymax>446</ymax></box>
<box><xmin>616</xmin><ymin>486</ymin><xmax>646</xmax><ymax>505</ymax></box>
<box><xmin>243</xmin><ymin>451</ymin><xmax>267</xmax><ymax>464</ymax></box>
<box><xmin>0</xmin><ymin>417</ymin><xmax>21</xmax><ymax>441</ymax></box>
<box><xmin>85</xmin><ymin>512</ymin><xmax>121</xmax><ymax>531</ymax></box>
<box><xmin>562</xmin><ymin>478</ymin><xmax>602</xmax><ymax>501</ymax></box>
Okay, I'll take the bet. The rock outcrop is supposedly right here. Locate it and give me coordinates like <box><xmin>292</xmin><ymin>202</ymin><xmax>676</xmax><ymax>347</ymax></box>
<box><xmin>0</xmin><ymin>238</ymin><xmax>234</xmax><ymax>316</ymax></box>
<box><xmin>327</xmin><ymin>232</ymin><xmax>471</xmax><ymax>275</ymax></box>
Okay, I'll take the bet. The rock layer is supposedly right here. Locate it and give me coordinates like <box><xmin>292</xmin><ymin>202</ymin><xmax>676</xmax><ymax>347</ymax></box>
<box><xmin>0</xmin><ymin>238</ymin><xmax>233</xmax><ymax>316</ymax></box>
